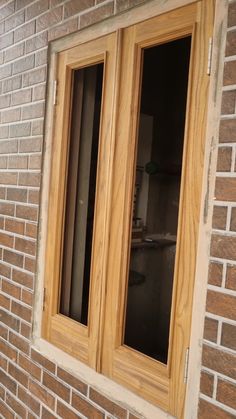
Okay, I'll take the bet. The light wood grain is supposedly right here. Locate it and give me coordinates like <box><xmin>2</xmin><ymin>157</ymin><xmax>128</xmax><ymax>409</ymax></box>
<box><xmin>102</xmin><ymin>1</ymin><xmax>214</xmax><ymax>416</ymax></box>
<box><xmin>42</xmin><ymin>33</ymin><xmax>118</xmax><ymax>369</ymax></box>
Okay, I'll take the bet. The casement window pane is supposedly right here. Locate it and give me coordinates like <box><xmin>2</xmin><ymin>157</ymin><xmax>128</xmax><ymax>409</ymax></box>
<box><xmin>60</xmin><ymin>63</ymin><xmax>104</xmax><ymax>325</ymax></box>
<box><xmin>124</xmin><ymin>37</ymin><xmax>191</xmax><ymax>363</ymax></box>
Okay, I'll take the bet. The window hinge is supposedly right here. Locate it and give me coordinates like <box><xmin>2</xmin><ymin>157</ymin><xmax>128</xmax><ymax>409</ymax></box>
<box><xmin>43</xmin><ymin>287</ymin><xmax>46</xmax><ymax>311</ymax></box>
<box><xmin>53</xmin><ymin>80</ymin><xmax>57</xmax><ymax>105</ymax></box>
<box><xmin>207</xmin><ymin>37</ymin><xmax>213</xmax><ymax>75</ymax></box>
<box><xmin>184</xmin><ymin>347</ymin><xmax>189</xmax><ymax>383</ymax></box>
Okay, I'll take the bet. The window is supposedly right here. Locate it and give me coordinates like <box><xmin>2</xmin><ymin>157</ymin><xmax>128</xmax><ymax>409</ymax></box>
<box><xmin>43</xmin><ymin>1</ymin><xmax>214</xmax><ymax>416</ymax></box>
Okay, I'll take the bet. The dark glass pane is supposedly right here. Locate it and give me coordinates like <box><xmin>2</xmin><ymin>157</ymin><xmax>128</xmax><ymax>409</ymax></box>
<box><xmin>124</xmin><ymin>37</ymin><xmax>191</xmax><ymax>363</ymax></box>
<box><xmin>60</xmin><ymin>63</ymin><xmax>104</xmax><ymax>325</ymax></box>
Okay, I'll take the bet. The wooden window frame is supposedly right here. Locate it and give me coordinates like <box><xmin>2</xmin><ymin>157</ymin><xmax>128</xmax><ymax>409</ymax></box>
<box><xmin>42</xmin><ymin>1</ymin><xmax>214</xmax><ymax>416</ymax></box>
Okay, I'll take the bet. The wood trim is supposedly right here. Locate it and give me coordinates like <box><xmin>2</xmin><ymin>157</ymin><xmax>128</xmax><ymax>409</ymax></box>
<box><xmin>102</xmin><ymin>1</ymin><xmax>214</xmax><ymax>416</ymax></box>
<box><xmin>42</xmin><ymin>33</ymin><xmax>118</xmax><ymax>369</ymax></box>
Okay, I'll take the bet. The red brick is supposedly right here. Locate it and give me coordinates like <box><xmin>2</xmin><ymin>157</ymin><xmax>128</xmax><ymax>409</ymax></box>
<box><xmin>7</xmin><ymin>187</ymin><xmax>27</xmax><ymax>202</ymax></box>
<box><xmin>43</xmin><ymin>371</ymin><xmax>70</xmax><ymax>402</ymax></box>
<box><xmin>42</xmin><ymin>406</ymin><xmax>57</xmax><ymax>418</ymax></box>
<box><xmin>29</xmin><ymin>379</ymin><xmax>55</xmax><ymax>410</ymax></box>
<box><xmin>16</xmin><ymin>204</ymin><xmax>38</xmax><ymax>221</ymax></box>
<box><xmin>216</xmin><ymin>379</ymin><xmax>236</xmax><ymax>410</ymax></box>
<box><xmin>0</xmin><ymin>202</ymin><xmax>14</xmax><ymax>215</ymax></box>
<box><xmin>0</xmin><ymin>293</ymin><xmax>10</xmax><ymax>310</ymax></box>
<box><xmin>224</xmin><ymin>61</ymin><xmax>236</xmax><ymax>86</ymax></box>
<box><xmin>57</xmin><ymin>400</ymin><xmax>80</xmax><ymax>419</ymax></box>
<box><xmin>219</xmin><ymin>119</ymin><xmax>236</xmax><ymax>143</ymax></box>
<box><xmin>18</xmin><ymin>386</ymin><xmax>41</xmax><ymax>416</ymax></box>
<box><xmin>230</xmin><ymin>207</ymin><xmax>236</xmax><ymax>232</ymax></box>
<box><xmin>206</xmin><ymin>289</ymin><xmax>236</xmax><ymax>320</ymax></box>
<box><xmin>64</xmin><ymin>0</ymin><xmax>94</xmax><ymax>19</ymax></box>
<box><xmin>0</xmin><ymin>370</ymin><xmax>17</xmax><ymax>395</ymax></box>
<box><xmin>217</xmin><ymin>147</ymin><xmax>232</xmax><ymax>172</ymax></box>
<box><xmin>25</xmin><ymin>222</ymin><xmax>37</xmax><ymax>238</ymax></box>
<box><xmin>211</xmin><ymin>233</ymin><xmax>236</xmax><ymax>260</ymax></box>
<box><xmin>21</xmin><ymin>289</ymin><xmax>33</xmax><ymax>306</ymax></box>
<box><xmin>24</xmin><ymin>256</ymin><xmax>36</xmax><ymax>273</ymax></box>
<box><xmin>15</xmin><ymin>237</ymin><xmax>36</xmax><ymax>256</ymax></box>
<box><xmin>3</xmin><ymin>249</ymin><xmax>24</xmax><ymax>268</ymax></box>
<box><xmin>200</xmin><ymin>370</ymin><xmax>214</xmax><ymax>397</ymax></box>
<box><xmin>208</xmin><ymin>262</ymin><xmax>222</xmax><ymax>286</ymax></box>
<box><xmin>0</xmin><ymin>400</ymin><xmax>14</xmax><ymax>419</ymax></box>
<box><xmin>0</xmin><ymin>309</ymin><xmax>20</xmax><ymax>332</ymax></box>
<box><xmin>0</xmin><ymin>261</ymin><xmax>10</xmax><ymax>278</ymax></box>
<box><xmin>57</xmin><ymin>367</ymin><xmax>87</xmax><ymax>395</ymax></box>
<box><xmin>28</xmin><ymin>189</ymin><xmax>40</xmax><ymax>204</ymax></box>
<box><xmin>72</xmin><ymin>392</ymin><xmax>104</xmax><ymax>418</ymax></box>
<box><xmin>6</xmin><ymin>393</ymin><xmax>27</xmax><ymax>419</ymax></box>
<box><xmin>2</xmin><ymin>279</ymin><xmax>21</xmax><ymax>300</ymax></box>
<box><xmin>0</xmin><ymin>339</ymin><xmax>17</xmax><ymax>362</ymax></box>
<box><xmin>5</xmin><ymin>218</ymin><xmax>25</xmax><ymax>235</ymax></box>
<box><xmin>226</xmin><ymin>30</ymin><xmax>236</xmax><ymax>56</ymax></box>
<box><xmin>19</xmin><ymin>172</ymin><xmax>40</xmax><ymax>187</ymax></box>
<box><xmin>198</xmin><ymin>398</ymin><xmax>235</xmax><ymax>419</ymax></box>
<box><xmin>20</xmin><ymin>322</ymin><xmax>31</xmax><ymax>339</ymax></box>
<box><xmin>202</xmin><ymin>344</ymin><xmax>236</xmax><ymax>379</ymax></box>
<box><xmin>0</xmin><ymin>231</ymin><xmax>14</xmax><ymax>247</ymax></box>
<box><xmin>11</xmin><ymin>299</ymin><xmax>32</xmax><ymax>323</ymax></box>
<box><xmin>31</xmin><ymin>348</ymin><xmax>56</xmax><ymax>373</ymax></box>
<box><xmin>90</xmin><ymin>388</ymin><xmax>126</xmax><ymax>418</ymax></box>
<box><xmin>226</xmin><ymin>264</ymin><xmax>236</xmax><ymax>290</ymax></box>
<box><xmin>9</xmin><ymin>331</ymin><xmax>30</xmax><ymax>354</ymax></box>
<box><xmin>0</xmin><ymin>323</ymin><xmax>8</xmax><ymax>340</ymax></box>
<box><xmin>36</xmin><ymin>6</ymin><xmax>63</xmax><ymax>32</ymax></box>
<box><xmin>221</xmin><ymin>323</ymin><xmax>236</xmax><ymax>351</ymax></box>
<box><xmin>80</xmin><ymin>2</ymin><xmax>114</xmax><ymax>29</ymax></box>
<box><xmin>8</xmin><ymin>362</ymin><xmax>29</xmax><ymax>388</ymax></box>
<box><xmin>19</xmin><ymin>353</ymin><xmax>41</xmax><ymax>381</ymax></box>
<box><xmin>228</xmin><ymin>1</ymin><xmax>236</xmax><ymax>28</ymax></box>
<box><xmin>12</xmin><ymin>269</ymin><xmax>33</xmax><ymax>289</ymax></box>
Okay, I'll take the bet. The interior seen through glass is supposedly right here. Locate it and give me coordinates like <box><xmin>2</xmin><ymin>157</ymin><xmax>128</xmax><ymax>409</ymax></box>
<box><xmin>124</xmin><ymin>37</ymin><xmax>191</xmax><ymax>363</ymax></box>
<box><xmin>60</xmin><ymin>63</ymin><xmax>103</xmax><ymax>325</ymax></box>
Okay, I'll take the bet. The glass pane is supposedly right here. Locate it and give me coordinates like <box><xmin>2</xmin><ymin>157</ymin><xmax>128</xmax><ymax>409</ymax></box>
<box><xmin>60</xmin><ymin>63</ymin><xmax>104</xmax><ymax>325</ymax></box>
<box><xmin>124</xmin><ymin>37</ymin><xmax>191</xmax><ymax>363</ymax></box>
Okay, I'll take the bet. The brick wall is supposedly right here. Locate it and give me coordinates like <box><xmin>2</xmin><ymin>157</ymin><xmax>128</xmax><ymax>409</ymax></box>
<box><xmin>0</xmin><ymin>0</ymin><xmax>236</xmax><ymax>419</ymax></box>
<box><xmin>198</xmin><ymin>1</ymin><xmax>236</xmax><ymax>418</ymax></box>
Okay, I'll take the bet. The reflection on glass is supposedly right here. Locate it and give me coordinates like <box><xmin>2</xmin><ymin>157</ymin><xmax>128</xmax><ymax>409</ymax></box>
<box><xmin>60</xmin><ymin>63</ymin><xmax>104</xmax><ymax>325</ymax></box>
<box><xmin>124</xmin><ymin>38</ymin><xmax>191</xmax><ymax>363</ymax></box>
